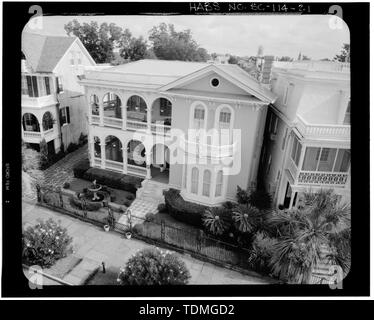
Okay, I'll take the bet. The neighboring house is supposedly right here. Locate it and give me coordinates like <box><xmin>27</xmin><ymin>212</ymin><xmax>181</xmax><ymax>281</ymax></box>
<box><xmin>258</xmin><ymin>60</ymin><xmax>351</xmax><ymax>208</ymax></box>
<box><xmin>207</xmin><ymin>54</ymin><xmax>230</xmax><ymax>65</ymax></box>
<box><xmin>79</xmin><ymin>59</ymin><xmax>276</xmax><ymax>206</ymax></box>
<box><xmin>21</xmin><ymin>33</ymin><xmax>96</xmax><ymax>154</ymax></box>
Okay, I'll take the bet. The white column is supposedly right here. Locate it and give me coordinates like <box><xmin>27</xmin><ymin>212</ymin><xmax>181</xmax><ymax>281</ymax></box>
<box><xmin>122</xmin><ymin>105</ymin><xmax>127</xmax><ymax>130</ymax></box>
<box><xmin>297</xmin><ymin>145</ymin><xmax>307</xmax><ymax>182</ymax></box>
<box><xmin>100</xmin><ymin>141</ymin><xmax>106</xmax><ymax>169</ymax></box>
<box><xmin>89</xmin><ymin>135</ymin><xmax>95</xmax><ymax>166</ymax></box>
<box><xmin>122</xmin><ymin>141</ymin><xmax>127</xmax><ymax>174</ymax></box>
<box><xmin>145</xmin><ymin>151</ymin><xmax>152</xmax><ymax>179</ymax></box>
<box><xmin>147</xmin><ymin>104</ymin><xmax>152</xmax><ymax>133</ymax></box>
<box><xmin>99</xmin><ymin>102</ymin><xmax>104</xmax><ymax>127</ymax></box>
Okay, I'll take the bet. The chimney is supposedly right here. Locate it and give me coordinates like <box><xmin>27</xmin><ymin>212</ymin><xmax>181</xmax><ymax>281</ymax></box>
<box><xmin>260</xmin><ymin>55</ymin><xmax>274</xmax><ymax>84</ymax></box>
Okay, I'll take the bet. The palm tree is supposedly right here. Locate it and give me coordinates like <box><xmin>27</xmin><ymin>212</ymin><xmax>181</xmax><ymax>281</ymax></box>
<box><xmin>202</xmin><ymin>207</ymin><xmax>231</xmax><ymax>236</ymax></box>
<box><xmin>232</xmin><ymin>204</ymin><xmax>260</xmax><ymax>233</ymax></box>
<box><xmin>268</xmin><ymin>190</ymin><xmax>350</xmax><ymax>283</ymax></box>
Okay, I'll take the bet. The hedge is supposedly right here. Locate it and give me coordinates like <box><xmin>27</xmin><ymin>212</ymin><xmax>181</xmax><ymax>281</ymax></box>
<box><xmin>164</xmin><ymin>189</ymin><xmax>207</xmax><ymax>228</ymax></box>
<box><xmin>73</xmin><ymin>159</ymin><xmax>91</xmax><ymax>178</ymax></box>
<box><xmin>82</xmin><ymin>167</ymin><xmax>143</xmax><ymax>194</ymax></box>
<box><xmin>69</xmin><ymin>196</ymin><xmax>103</xmax><ymax>211</ymax></box>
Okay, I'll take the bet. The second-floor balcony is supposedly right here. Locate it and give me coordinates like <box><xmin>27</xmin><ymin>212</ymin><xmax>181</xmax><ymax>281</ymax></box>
<box><xmin>22</xmin><ymin>94</ymin><xmax>57</xmax><ymax>108</ymax></box>
<box><xmin>287</xmin><ymin>141</ymin><xmax>351</xmax><ymax>188</ymax></box>
<box><xmin>90</xmin><ymin>94</ymin><xmax>173</xmax><ymax>136</ymax></box>
<box><xmin>295</xmin><ymin>116</ymin><xmax>350</xmax><ymax>141</ymax></box>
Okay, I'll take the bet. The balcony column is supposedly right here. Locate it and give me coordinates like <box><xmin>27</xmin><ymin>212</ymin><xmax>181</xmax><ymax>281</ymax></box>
<box><xmin>99</xmin><ymin>102</ymin><xmax>104</xmax><ymax>127</ymax></box>
<box><xmin>122</xmin><ymin>105</ymin><xmax>127</xmax><ymax>130</ymax></box>
<box><xmin>122</xmin><ymin>140</ymin><xmax>127</xmax><ymax>174</ymax></box>
<box><xmin>100</xmin><ymin>141</ymin><xmax>106</xmax><ymax>169</ymax></box>
<box><xmin>146</xmin><ymin>103</ymin><xmax>152</xmax><ymax>133</ymax></box>
<box><xmin>88</xmin><ymin>134</ymin><xmax>95</xmax><ymax>166</ymax></box>
<box><xmin>145</xmin><ymin>151</ymin><xmax>152</xmax><ymax>179</ymax></box>
<box><xmin>296</xmin><ymin>145</ymin><xmax>307</xmax><ymax>183</ymax></box>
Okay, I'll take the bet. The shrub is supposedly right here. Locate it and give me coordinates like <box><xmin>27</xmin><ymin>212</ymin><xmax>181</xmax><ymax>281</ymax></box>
<box><xmin>126</xmin><ymin>194</ymin><xmax>135</xmax><ymax>201</ymax></box>
<box><xmin>236</xmin><ymin>186</ymin><xmax>251</xmax><ymax>205</ymax></box>
<box><xmin>164</xmin><ymin>189</ymin><xmax>206</xmax><ymax>228</ymax></box>
<box><xmin>117</xmin><ymin>248</ymin><xmax>190</xmax><ymax>285</ymax></box>
<box><xmin>63</xmin><ymin>182</ymin><xmax>70</xmax><ymax>189</ymax></box>
<box><xmin>202</xmin><ymin>207</ymin><xmax>232</xmax><ymax>236</ymax></box>
<box><xmin>249</xmin><ymin>189</ymin><xmax>272</xmax><ymax>210</ymax></box>
<box><xmin>157</xmin><ymin>203</ymin><xmax>167</xmax><ymax>213</ymax></box>
<box><xmin>248</xmin><ymin>231</ymin><xmax>277</xmax><ymax>275</ymax></box>
<box><xmin>39</xmin><ymin>138</ymin><xmax>49</xmax><ymax>169</ymax></box>
<box><xmin>73</xmin><ymin>159</ymin><xmax>91</xmax><ymax>178</ymax></box>
<box><xmin>22</xmin><ymin>218</ymin><xmax>73</xmax><ymax>268</ymax></box>
<box><xmin>69</xmin><ymin>197</ymin><xmax>102</xmax><ymax>211</ymax></box>
<box><xmin>123</xmin><ymin>200</ymin><xmax>132</xmax><ymax>207</ymax></box>
<box><xmin>78</xmin><ymin>132</ymin><xmax>88</xmax><ymax>145</ymax></box>
<box><xmin>83</xmin><ymin>168</ymin><xmax>142</xmax><ymax>194</ymax></box>
<box><xmin>145</xmin><ymin>212</ymin><xmax>155</xmax><ymax>222</ymax></box>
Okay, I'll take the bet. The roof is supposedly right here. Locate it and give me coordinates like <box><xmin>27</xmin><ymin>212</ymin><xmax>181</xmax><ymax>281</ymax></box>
<box><xmin>22</xmin><ymin>33</ymin><xmax>77</xmax><ymax>73</ymax></box>
<box><xmin>83</xmin><ymin>59</ymin><xmax>276</xmax><ymax>103</ymax></box>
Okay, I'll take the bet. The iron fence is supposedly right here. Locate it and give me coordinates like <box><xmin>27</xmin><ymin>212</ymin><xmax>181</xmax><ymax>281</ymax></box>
<box><xmin>36</xmin><ymin>185</ymin><xmax>251</xmax><ymax>269</ymax></box>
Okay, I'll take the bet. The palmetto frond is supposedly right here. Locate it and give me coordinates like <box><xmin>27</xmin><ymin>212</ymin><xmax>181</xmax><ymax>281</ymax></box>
<box><xmin>232</xmin><ymin>204</ymin><xmax>259</xmax><ymax>233</ymax></box>
<box><xmin>202</xmin><ymin>207</ymin><xmax>231</xmax><ymax>236</ymax></box>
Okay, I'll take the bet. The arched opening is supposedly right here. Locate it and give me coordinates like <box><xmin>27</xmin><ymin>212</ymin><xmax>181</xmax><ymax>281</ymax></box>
<box><xmin>150</xmin><ymin>144</ymin><xmax>170</xmax><ymax>184</ymax></box>
<box><xmin>127</xmin><ymin>95</ymin><xmax>147</xmax><ymax>123</ymax></box>
<box><xmin>192</xmin><ymin>103</ymin><xmax>206</xmax><ymax>130</ymax></box>
<box><xmin>94</xmin><ymin>136</ymin><xmax>101</xmax><ymax>158</ymax></box>
<box><xmin>217</xmin><ymin>105</ymin><xmax>233</xmax><ymax>144</ymax></box>
<box><xmin>151</xmin><ymin>97</ymin><xmax>172</xmax><ymax>127</ymax></box>
<box><xmin>103</xmin><ymin>92</ymin><xmax>122</xmax><ymax>119</ymax></box>
<box><xmin>22</xmin><ymin>113</ymin><xmax>40</xmax><ymax>132</ymax></box>
<box><xmin>42</xmin><ymin>111</ymin><xmax>54</xmax><ymax>131</ymax></box>
<box><xmin>127</xmin><ymin>140</ymin><xmax>146</xmax><ymax>167</ymax></box>
<box><xmin>91</xmin><ymin>94</ymin><xmax>99</xmax><ymax>116</ymax></box>
<box><xmin>105</xmin><ymin>135</ymin><xmax>123</xmax><ymax>162</ymax></box>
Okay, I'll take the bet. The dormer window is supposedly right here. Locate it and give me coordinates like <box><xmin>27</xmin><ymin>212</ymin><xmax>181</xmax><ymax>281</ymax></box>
<box><xmin>343</xmin><ymin>99</ymin><xmax>350</xmax><ymax>125</ymax></box>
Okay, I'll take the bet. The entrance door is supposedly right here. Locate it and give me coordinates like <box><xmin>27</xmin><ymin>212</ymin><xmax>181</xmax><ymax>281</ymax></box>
<box><xmin>47</xmin><ymin>140</ymin><xmax>55</xmax><ymax>156</ymax></box>
<box><xmin>283</xmin><ymin>182</ymin><xmax>291</xmax><ymax>208</ymax></box>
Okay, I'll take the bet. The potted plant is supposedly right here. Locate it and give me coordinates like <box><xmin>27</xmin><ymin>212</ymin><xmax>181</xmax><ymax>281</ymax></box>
<box><xmin>125</xmin><ymin>231</ymin><xmax>132</xmax><ymax>239</ymax></box>
<box><xmin>103</xmin><ymin>225</ymin><xmax>110</xmax><ymax>232</ymax></box>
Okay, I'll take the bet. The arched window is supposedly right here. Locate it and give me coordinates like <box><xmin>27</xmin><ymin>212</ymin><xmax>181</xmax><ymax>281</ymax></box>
<box><xmin>103</xmin><ymin>93</ymin><xmax>122</xmax><ymax>119</ymax></box>
<box><xmin>193</xmin><ymin>105</ymin><xmax>205</xmax><ymax>129</ymax></box>
<box><xmin>202</xmin><ymin>170</ymin><xmax>211</xmax><ymax>197</ymax></box>
<box><xmin>215</xmin><ymin>170</ymin><xmax>223</xmax><ymax>197</ymax></box>
<box><xmin>127</xmin><ymin>95</ymin><xmax>147</xmax><ymax>122</ymax></box>
<box><xmin>191</xmin><ymin>167</ymin><xmax>199</xmax><ymax>194</ymax></box>
<box><xmin>42</xmin><ymin>112</ymin><xmax>54</xmax><ymax>131</ymax></box>
<box><xmin>91</xmin><ymin>94</ymin><xmax>99</xmax><ymax>116</ymax></box>
<box><xmin>105</xmin><ymin>135</ymin><xmax>123</xmax><ymax>162</ymax></box>
<box><xmin>94</xmin><ymin>136</ymin><xmax>101</xmax><ymax>158</ymax></box>
<box><xmin>22</xmin><ymin>113</ymin><xmax>40</xmax><ymax>132</ymax></box>
<box><xmin>219</xmin><ymin>107</ymin><xmax>232</xmax><ymax>129</ymax></box>
<box><xmin>151</xmin><ymin>97</ymin><xmax>172</xmax><ymax>125</ymax></box>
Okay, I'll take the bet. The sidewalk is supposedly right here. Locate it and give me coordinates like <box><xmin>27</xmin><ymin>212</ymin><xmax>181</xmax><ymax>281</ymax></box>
<box><xmin>22</xmin><ymin>201</ymin><xmax>271</xmax><ymax>285</ymax></box>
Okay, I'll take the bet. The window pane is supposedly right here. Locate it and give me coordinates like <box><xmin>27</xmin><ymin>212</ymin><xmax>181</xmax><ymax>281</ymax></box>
<box><xmin>215</xmin><ymin>171</ymin><xmax>223</xmax><ymax>197</ymax></box>
<box><xmin>334</xmin><ymin>149</ymin><xmax>351</xmax><ymax>172</ymax></box>
<box><xmin>202</xmin><ymin>170</ymin><xmax>211</xmax><ymax>197</ymax></box>
<box><xmin>317</xmin><ymin>148</ymin><xmax>337</xmax><ymax>172</ymax></box>
<box><xmin>191</xmin><ymin>168</ymin><xmax>199</xmax><ymax>194</ymax></box>
<box><xmin>294</xmin><ymin>141</ymin><xmax>301</xmax><ymax>166</ymax></box>
<box><xmin>302</xmin><ymin>147</ymin><xmax>320</xmax><ymax>171</ymax></box>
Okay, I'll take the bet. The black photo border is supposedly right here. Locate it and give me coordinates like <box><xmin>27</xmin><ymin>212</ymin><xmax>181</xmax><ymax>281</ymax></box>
<box><xmin>2</xmin><ymin>1</ymin><xmax>370</xmax><ymax>298</ymax></box>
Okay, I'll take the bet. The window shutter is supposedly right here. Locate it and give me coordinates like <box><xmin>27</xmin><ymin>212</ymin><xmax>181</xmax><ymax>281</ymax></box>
<box><xmin>56</xmin><ymin>77</ymin><xmax>60</xmax><ymax>93</ymax></box>
<box><xmin>59</xmin><ymin>109</ymin><xmax>63</xmax><ymax>126</ymax></box>
<box><xmin>26</xmin><ymin>76</ymin><xmax>33</xmax><ymax>97</ymax></box>
<box><xmin>66</xmin><ymin>107</ymin><xmax>70</xmax><ymax>124</ymax></box>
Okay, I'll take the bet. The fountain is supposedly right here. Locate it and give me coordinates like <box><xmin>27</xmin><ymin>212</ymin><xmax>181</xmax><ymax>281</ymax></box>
<box><xmin>87</xmin><ymin>180</ymin><xmax>103</xmax><ymax>201</ymax></box>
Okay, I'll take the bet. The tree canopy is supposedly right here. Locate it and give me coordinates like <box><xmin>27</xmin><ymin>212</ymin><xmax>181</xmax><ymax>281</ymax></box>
<box><xmin>334</xmin><ymin>43</ymin><xmax>350</xmax><ymax>62</ymax></box>
<box><xmin>148</xmin><ymin>23</ymin><xmax>209</xmax><ymax>61</ymax></box>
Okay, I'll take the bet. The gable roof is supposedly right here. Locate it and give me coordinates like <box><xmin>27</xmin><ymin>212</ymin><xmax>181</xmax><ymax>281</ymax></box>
<box><xmin>22</xmin><ymin>33</ymin><xmax>77</xmax><ymax>73</ymax></box>
<box><xmin>83</xmin><ymin>59</ymin><xmax>276</xmax><ymax>103</ymax></box>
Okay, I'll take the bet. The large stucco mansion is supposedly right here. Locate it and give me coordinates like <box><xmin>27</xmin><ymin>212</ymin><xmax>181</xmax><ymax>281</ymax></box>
<box><xmin>79</xmin><ymin>58</ymin><xmax>351</xmax><ymax>207</ymax></box>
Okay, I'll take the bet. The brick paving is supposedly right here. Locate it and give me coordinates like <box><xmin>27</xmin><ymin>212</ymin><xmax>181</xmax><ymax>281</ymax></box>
<box><xmin>22</xmin><ymin>145</ymin><xmax>88</xmax><ymax>202</ymax></box>
<box><xmin>41</xmin><ymin>144</ymin><xmax>88</xmax><ymax>189</ymax></box>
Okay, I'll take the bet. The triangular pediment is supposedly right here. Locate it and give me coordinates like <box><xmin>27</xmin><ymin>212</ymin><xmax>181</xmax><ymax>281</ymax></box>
<box><xmin>160</xmin><ymin>64</ymin><xmax>276</xmax><ymax>103</ymax></box>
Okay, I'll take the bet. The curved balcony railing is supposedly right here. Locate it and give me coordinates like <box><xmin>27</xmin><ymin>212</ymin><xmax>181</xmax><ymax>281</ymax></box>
<box><xmin>179</xmin><ymin>137</ymin><xmax>236</xmax><ymax>159</ymax></box>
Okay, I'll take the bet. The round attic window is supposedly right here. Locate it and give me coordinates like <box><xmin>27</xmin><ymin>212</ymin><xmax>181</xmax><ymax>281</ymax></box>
<box><xmin>211</xmin><ymin>78</ymin><xmax>220</xmax><ymax>87</ymax></box>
